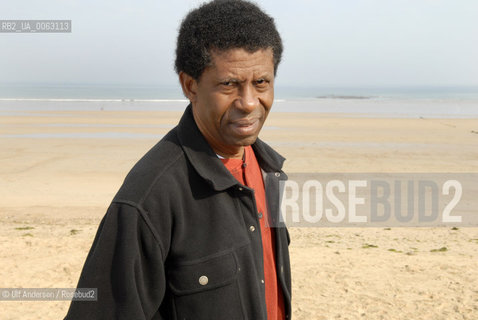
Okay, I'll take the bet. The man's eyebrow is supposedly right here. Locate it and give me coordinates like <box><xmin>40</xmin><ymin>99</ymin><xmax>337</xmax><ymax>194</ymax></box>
<box><xmin>256</xmin><ymin>71</ymin><xmax>274</xmax><ymax>79</ymax></box>
<box><xmin>258</xmin><ymin>74</ymin><xmax>273</xmax><ymax>80</ymax></box>
<box><xmin>216</xmin><ymin>73</ymin><xmax>273</xmax><ymax>82</ymax></box>
<box><xmin>216</xmin><ymin>77</ymin><xmax>242</xmax><ymax>83</ymax></box>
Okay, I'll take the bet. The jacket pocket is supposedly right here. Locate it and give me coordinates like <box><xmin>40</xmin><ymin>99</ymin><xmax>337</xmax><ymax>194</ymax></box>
<box><xmin>167</xmin><ymin>251</ymin><xmax>245</xmax><ymax>320</ymax></box>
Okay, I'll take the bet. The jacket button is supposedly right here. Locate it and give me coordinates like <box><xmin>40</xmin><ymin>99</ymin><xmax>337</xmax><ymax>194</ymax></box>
<box><xmin>198</xmin><ymin>275</ymin><xmax>208</xmax><ymax>286</ymax></box>
<box><xmin>249</xmin><ymin>225</ymin><xmax>255</xmax><ymax>232</ymax></box>
<box><xmin>261</xmin><ymin>279</ymin><xmax>265</xmax><ymax>284</ymax></box>
<box><xmin>275</xmin><ymin>172</ymin><xmax>280</xmax><ymax>177</ymax></box>
<box><xmin>238</xmin><ymin>187</ymin><xmax>243</xmax><ymax>191</ymax></box>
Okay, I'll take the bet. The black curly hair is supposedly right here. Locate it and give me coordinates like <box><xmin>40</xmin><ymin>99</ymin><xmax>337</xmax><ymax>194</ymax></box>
<box><xmin>175</xmin><ymin>0</ymin><xmax>283</xmax><ymax>80</ymax></box>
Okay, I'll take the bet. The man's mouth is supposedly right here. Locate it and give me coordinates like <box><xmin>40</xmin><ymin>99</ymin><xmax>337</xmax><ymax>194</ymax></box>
<box><xmin>229</xmin><ymin>118</ymin><xmax>260</xmax><ymax>136</ymax></box>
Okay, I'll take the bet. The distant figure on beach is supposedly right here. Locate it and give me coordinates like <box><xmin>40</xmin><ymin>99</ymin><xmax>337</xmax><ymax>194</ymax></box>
<box><xmin>65</xmin><ymin>0</ymin><xmax>291</xmax><ymax>319</ymax></box>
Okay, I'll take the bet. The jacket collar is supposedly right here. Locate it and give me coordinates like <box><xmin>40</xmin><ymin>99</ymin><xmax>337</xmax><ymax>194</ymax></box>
<box><xmin>176</xmin><ymin>104</ymin><xmax>286</xmax><ymax>191</ymax></box>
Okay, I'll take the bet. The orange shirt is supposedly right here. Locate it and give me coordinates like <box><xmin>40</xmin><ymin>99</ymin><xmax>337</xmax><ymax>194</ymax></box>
<box><xmin>220</xmin><ymin>145</ymin><xmax>285</xmax><ymax>320</ymax></box>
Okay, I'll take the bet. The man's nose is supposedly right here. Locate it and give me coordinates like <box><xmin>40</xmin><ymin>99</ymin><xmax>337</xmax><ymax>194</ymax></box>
<box><xmin>236</xmin><ymin>84</ymin><xmax>259</xmax><ymax>113</ymax></box>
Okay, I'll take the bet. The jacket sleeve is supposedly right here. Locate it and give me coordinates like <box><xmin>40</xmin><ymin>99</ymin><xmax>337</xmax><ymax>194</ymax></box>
<box><xmin>64</xmin><ymin>202</ymin><xmax>166</xmax><ymax>320</ymax></box>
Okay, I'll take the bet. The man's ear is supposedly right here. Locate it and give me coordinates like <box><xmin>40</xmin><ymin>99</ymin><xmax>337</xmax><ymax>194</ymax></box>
<box><xmin>179</xmin><ymin>71</ymin><xmax>198</xmax><ymax>104</ymax></box>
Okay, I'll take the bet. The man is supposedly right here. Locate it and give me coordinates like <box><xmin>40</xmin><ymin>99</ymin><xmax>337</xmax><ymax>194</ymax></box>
<box><xmin>65</xmin><ymin>0</ymin><xmax>291</xmax><ymax>319</ymax></box>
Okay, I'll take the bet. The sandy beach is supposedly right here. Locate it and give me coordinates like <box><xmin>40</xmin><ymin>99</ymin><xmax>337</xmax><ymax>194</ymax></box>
<box><xmin>1</xmin><ymin>108</ymin><xmax>477</xmax><ymax>319</ymax></box>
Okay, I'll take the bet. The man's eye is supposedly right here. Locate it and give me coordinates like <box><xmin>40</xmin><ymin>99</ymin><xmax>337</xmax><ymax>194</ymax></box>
<box><xmin>256</xmin><ymin>79</ymin><xmax>268</xmax><ymax>86</ymax></box>
<box><xmin>221</xmin><ymin>81</ymin><xmax>233</xmax><ymax>86</ymax></box>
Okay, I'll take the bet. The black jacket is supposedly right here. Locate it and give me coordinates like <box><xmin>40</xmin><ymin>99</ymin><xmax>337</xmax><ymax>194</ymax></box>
<box><xmin>65</xmin><ymin>105</ymin><xmax>291</xmax><ymax>319</ymax></box>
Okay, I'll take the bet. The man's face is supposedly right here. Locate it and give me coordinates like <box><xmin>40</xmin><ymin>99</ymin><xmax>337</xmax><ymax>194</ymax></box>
<box><xmin>190</xmin><ymin>48</ymin><xmax>275</xmax><ymax>157</ymax></box>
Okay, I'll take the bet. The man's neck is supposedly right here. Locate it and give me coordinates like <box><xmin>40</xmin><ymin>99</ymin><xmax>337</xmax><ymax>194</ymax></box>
<box><xmin>214</xmin><ymin>146</ymin><xmax>244</xmax><ymax>159</ymax></box>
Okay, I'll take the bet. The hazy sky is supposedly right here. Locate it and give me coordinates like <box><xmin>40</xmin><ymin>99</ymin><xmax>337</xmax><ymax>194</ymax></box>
<box><xmin>1</xmin><ymin>0</ymin><xmax>477</xmax><ymax>87</ymax></box>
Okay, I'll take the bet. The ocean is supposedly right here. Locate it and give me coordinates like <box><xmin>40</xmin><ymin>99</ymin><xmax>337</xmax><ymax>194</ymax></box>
<box><xmin>0</xmin><ymin>84</ymin><xmax>477</xmax><ymax>118</ymax></box>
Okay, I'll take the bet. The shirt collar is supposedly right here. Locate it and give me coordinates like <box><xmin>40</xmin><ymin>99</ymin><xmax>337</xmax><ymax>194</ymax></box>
<box><xmin>176</xmin><ymin>104</ymin><xmax>286</xmax><ymax>191</ymax></box>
